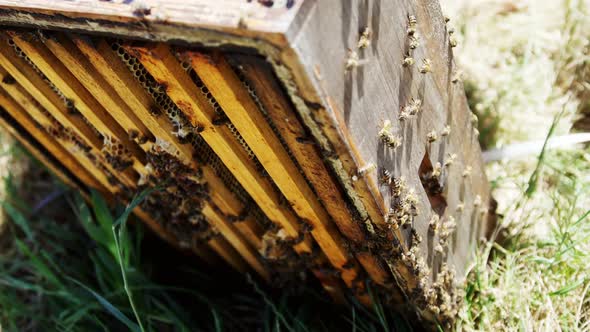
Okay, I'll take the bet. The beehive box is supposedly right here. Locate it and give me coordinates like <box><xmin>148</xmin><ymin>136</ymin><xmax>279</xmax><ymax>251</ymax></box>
<box><xmin>0</xmin><ymin>0</ymin><xmax>495</xmax><ymax>326</ymax></box>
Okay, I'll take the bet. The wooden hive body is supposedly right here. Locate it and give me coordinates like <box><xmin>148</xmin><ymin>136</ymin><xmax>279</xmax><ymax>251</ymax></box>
<box><xmin>0</xmin><ymin>0</ymin><xmax>495</xmax><ymax>326</ymax></box>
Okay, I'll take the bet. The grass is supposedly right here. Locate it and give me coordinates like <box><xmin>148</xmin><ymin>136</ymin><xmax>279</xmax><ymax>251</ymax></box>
<box><xmin>443</xmin><ymin>0</ymin><xmax>590</xmax><ymax>330</ymax></box>
<box><xmin>0</xmin><ymin>170</ymin><xmax>412</xmax><ymax>332</ymax></box>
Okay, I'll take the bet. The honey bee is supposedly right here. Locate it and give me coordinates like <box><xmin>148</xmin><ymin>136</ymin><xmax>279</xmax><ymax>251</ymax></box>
<box><xmin>473</xmin><ymin>195</ymin><xmax>482</xmax><ymax>207</ymax></box>
<box><xmin>462</xmin><ymin>166</ymin><xmax>472</xmax><ymax>178</ymax></box>
<box><xmin>427</xmin><ymin>130</ymin><xmax>438</xmax><ymax>143</ymax></box>
<box><xmin>345</xmin><ymin>49</ymin><xmax>360</xmax><ymax>71</ymax></box>
<box><xmin>357</xmin><ymin>27</ymin><xmax>372</xmax><ymax>49</ymax></box>
<box><xmin>431</xmin><ymin>162</ymin><xmax>442</xmax><ymax>178</ymax></box>
<box><xmin>419</xmin><ymin>59</ymin><xmax>431</xmax><ymax>73</ymax></box>
<box><xmin>449</xmin><ymin>35</ymin><xmax>458</xmax><ymax>48</ymax></box>
<box><xmin>407</xmin><ymin>14</ymin><xmax>417</xmax><ymax>36</ymax></box>
<box><xmin>429</xmin><ymin>214</ymin><xmax>440</xmax><ymax>233</ymax></box>
<box><xmin>443</xmin><ymin>153</ymin><xmax>457</xmax><ymax>167</ymax></box>
<box><xmin>380</xmin><ymin>169</ymin><xmax>393</xmax><ymax>185</ymax></box>
<box><xmin>456</xmin><ymin>202</ymin><xmax>464</xmax><ymax>212</ymax></box>
<box><xmin>441</xmin><ymin>125</ymin><xmax>451</xmax><ymax>137</ymax></box>
<box><xmin>403</xmin><ymin>53</ymin><xmax>415</xmax><ymax>67</ymax></box>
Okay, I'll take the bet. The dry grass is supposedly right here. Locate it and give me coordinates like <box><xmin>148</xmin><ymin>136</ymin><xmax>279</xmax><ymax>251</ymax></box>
<box><xmin>442</xmin><ymin>0</ymin><xmax>590</xmax><ymax>330</ymax></box>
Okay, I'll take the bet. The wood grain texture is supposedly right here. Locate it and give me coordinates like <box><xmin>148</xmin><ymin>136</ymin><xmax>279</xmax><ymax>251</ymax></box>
<box><xmin>286</xmin><ymin>0</ymin><xmax>492</xmax><ymax>278</ymax></box>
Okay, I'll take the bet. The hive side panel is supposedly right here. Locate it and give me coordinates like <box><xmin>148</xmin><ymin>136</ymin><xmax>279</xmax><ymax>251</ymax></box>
<box><xmin>280</xmin><ymin>0</ymin><xmax>493</xmax><ymax>323</ymax></box>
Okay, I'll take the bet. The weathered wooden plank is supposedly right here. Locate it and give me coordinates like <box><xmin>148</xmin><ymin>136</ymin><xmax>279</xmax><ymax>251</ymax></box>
<box><xmin>0</xmin><ymin>0</ymin><xmax>298</xmax><ymax>44</ymax></box>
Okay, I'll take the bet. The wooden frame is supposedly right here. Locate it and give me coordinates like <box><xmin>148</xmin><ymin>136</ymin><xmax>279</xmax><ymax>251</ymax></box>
<box><xmin>0</xmin><ymin>1</ymin><xmax>496</xmax><ymax>325</ymax></box>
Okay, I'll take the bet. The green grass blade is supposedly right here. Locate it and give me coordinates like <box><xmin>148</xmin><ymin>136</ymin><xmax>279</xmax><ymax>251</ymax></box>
<box><xmin>2</xmin><ymin>202</ymin><xmax>33</xmax><ymax>240</ymax></box>
<box><xmin>68</xmin><ymin>276</ymin><xmax>141</xmax><ymax>332</ymax></box>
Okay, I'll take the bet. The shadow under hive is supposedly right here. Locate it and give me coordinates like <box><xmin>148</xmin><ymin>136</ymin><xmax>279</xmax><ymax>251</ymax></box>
<box><xmin>0</xmin><ymin>0</ymin><xmax>496</xmax><ymax>327</ymax></box>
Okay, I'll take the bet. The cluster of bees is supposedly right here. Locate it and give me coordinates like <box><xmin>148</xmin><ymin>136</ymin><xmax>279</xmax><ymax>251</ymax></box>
<box><xmin>345</xmin><ymin>27</ymin><xmax>372</xmax><ymax>72</ymax></box>
<box><xmin>382</xmin><ymin>174</ymin><xmax>419</xmax><ymax>231</ymax></box>
<box><xmin>402</xmin><ymin>14</ymin><xmax>431</xmax><ymax>75</ymax></box>
<box><xmin>139</xmin><ymin>141</ymin><xmax>214</xmax><ymax>247</ymax></box>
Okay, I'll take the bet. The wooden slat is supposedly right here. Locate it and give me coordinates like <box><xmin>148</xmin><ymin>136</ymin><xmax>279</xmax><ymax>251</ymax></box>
<box><xmin>70</xmin><ymin>35</ymin><xmax>266</xmax><ymax>271</ymax></box>
<box><xmin>189</xmin><ymin>51</ymin><xmax>368</xmax><ymax>290</ymax></box>
<box><xmin>74</xmin><ymin>36</ymin><xmax>264</xmax><ymax>250</ymax></box>
<box><xmin>42</xmin><ymin>33</ymin><xmax>153</xmax><ymax>144</ymax></box>
<box><xmin>8</xmin><ymin>32</ymin><xmax>146</xmax><ymax>178</ymax></box>
<box><xmin>0</xmin><ymin>35</ymin><xmax>103</xmax><ymax>151</ymax></box>
<box><xmin>0</xmin><ymin>37</ymin><xmax>139</xmax><ymax>191</ymax></box>
<box><xmin>0</xmin><ymin>49</ymin><xmax>229</xmax><ymax>273</ymax></box>
<box><xmin>0</xmin><ymin>88</ymin><xmax>107</xmax><ymax>196</ymax></box>
<box><xmin>126</xmin><ymin>43</ymin><xmax>350</xmax><ymax>301</ymax></box>
<box><xmin>233</xmin><ymin>55</ymin><xmax>397</xmax><ymax>288</ymax></box>
<box><xmin>127</xmin><ymin>43</ymin><xmax>310</xmax><ymax>251</ymax></box>
<box><xmin>0</xmin><ymin>71</ymin><xmax>121</xmax><ymax>194</ymax></box>
<box><xmin>0</xmin><ymin>43</ymin><xmax>247</xmax><ymax>273</ymax></box>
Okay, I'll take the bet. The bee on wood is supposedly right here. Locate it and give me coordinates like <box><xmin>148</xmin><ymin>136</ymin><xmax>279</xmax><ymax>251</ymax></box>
<box><xmin>456</xmin><ymin>202</ymin><xmax>464</xmax><ymax>212</ymax></box>
<box><xmin>345</xmin><ymin>49</ymin><xmax>359</xmax><ymax>71</ymax></box>
<box><xmin>357</xmin><ymin>27</ymin><xmax>372</xmax><ymax>49</ymax></box>
<box><xmin>378</xmin><ymin>120</ymin><xmax>402</xmax><ymax>148</ymax></box>
<box><xmin>462</xmin><ymin>166</ymin><xmax>472</xmax><ymax>177</ymax></box>
<box><xmin>441</xmin><ymin>125</ymin><xmax>451</xmax><ymax>137</ymax></box>
<box><xmin>385</xmin><ymin>209</ymin><xmax>399</xmax><ymax>230</ymax></box>
<box><xmin>471</xmin><ymin>113</ymin><xmax>479</xmax><ymax>125</ymax></box>
<box><xmin>407</xmin><ymin>14</ymin><xmax>417</xmax><ymax>36</ymax></box>
<box><xmin>403</xmin><ymin>53</ymin><xmax>415</xmax><ymax>67</ymax></box>
<box><xmin>345</xmin><ymin>49</ymin><xmax>368</xmax><ymax>72</ymax></box>
<box><xmin>473</xmin><ymin>195</ymin><xmax>482</xmax><ymax>207</ymax></box>
<box><xmin>419</xmin><ymin>59</ymin><xmax>431</xmax><ymax>73</ymax></box>
<box><xmin>449</xmin><ymin>35</ymin><xmax>458</xmax><ymax>48</ymax></box>
<box><xmin>391</xmin><ymin>176</ymin><xmax>407</xmax><ymax>197</ymax></box>
<box><xmin>431</xmin><ymin>162</ymin><xmax>442</xmax><ymax>178</ymax></box>
<box><xmin>443</xmin><ymin>153</ymin><xmax>457</xmax><ymax>167</ymax></box>
<box><xmin>380</xmin><ymin>169</ymin><xmax>392</xmax><ymax>185</ymax></box>
<box><xmin>409</xmin><ymin>98</ymin><xmax>422</xmax><ymax>115</ymax></box>
<box><xmin>427</xmin><ymin>130</ymin><xmax>438</xmax><ymax>143</ymax></box>
<box><xmin>429</xmin><ymin>214</ymin><xmax>440</xmax><ymax>233</ymax></box>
